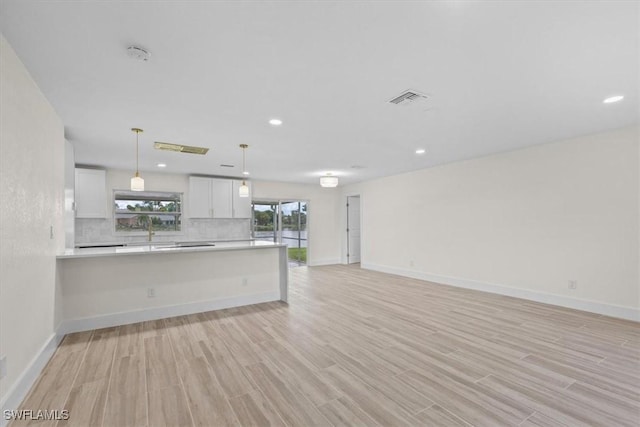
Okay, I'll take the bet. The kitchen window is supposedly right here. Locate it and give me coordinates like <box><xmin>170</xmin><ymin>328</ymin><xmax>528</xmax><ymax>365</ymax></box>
<box><xmin>113</xmin><ymin>191</ymin><xmax>182</xmax><ymax>233</ymax></box>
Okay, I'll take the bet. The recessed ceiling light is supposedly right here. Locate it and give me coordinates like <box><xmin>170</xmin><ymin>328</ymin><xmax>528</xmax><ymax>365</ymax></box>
<box><xmin>157</xmin><ymin>163</ymin><xmax>167</xmax><ymax>168</ymax></box>
<box><xmin>243</xmin><ymin>171</ymin><xmax>250</xmax><ymax>175</ymax></box>
<box><xmin>269</xmin><ymin>119</ymin><xmax>283</xmax><ymax>126</ymax></box>
<box><xmin>603</xmin><ymin>95</ymin><xmax>624</xmax><ymax>104</ymax></box>
<box><xmin>415</xmin><ymin>148</ymin><xmax>426</xmax><ymax>154</ymax></box>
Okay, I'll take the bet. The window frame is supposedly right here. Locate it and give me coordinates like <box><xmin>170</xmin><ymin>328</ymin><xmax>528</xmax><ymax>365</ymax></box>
<box><xmin>113</xmin><ymin>190</ymin><xmax>184</xmax><ymax>236</ymax></box>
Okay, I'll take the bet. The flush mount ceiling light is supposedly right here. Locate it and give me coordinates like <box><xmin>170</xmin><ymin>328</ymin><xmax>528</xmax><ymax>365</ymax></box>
<box><xmin>157</xmin><ymin>163</ymin><xmax>166</xmax><ymax>168</ymax></box>
<box><xmin>127</xmin><ymin>46</ymin><xmax>151</xmax><ymax>62</ymax></box>
<box><xmin>603</xmin><ymin>95</ymin><xmax>624</xmax><ymax>104</ymax></box>
<box><xmin>239</xmin><ymin>144</ymin><xmax>250</xmax><ymax>197</ymax></box>
<box><xmin>415</xmin><ymin>148</ymin><xmax>426</xmax><ymax>154</ymax></box>
<box><xmin>269</xmin><ymin>118</ymin><xmax>283</xmax><ymax>126</ymax></box>
<box><xmin>130</xmin><ymin>128</ymin><xmax>144</xmax><ymax>191</ymax></box>
<box><xmin>320</xmin><ymin>173</ymin><xmax>339</xmax><ymax>188</ymax></box>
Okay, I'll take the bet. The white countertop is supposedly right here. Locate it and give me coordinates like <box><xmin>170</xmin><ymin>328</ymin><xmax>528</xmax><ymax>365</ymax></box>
<box><xmin>58</xmin><ymin>240</ymin><xmax>286</xmax><ymax>259</ymax></box>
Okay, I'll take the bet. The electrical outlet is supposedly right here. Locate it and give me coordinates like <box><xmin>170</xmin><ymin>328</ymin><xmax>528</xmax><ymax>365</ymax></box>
<box><xmin>409</xmin><ymin>260</ymin><xmax>415</xmax><ymax>267</ymax></box>
<box><xmin>147</xmin><ymin>288</ymin><xmax>156</xmax><ymax>298</ymax></box>
<box><xmin>568</xmin><ymin>280</ymin><xmax>577</xmax><ymax>290</ymax></box>
<box><xmin>50</xmin><ymin>225</ymin><xmax>54</xmax><ymax>239</ymax></box>
<box><xmin>0</xmin><ymin>355</ymin><xmax>7</xmax><ymax>379</ymax></box>
<box><xmin>242</xmin><ymin>278</ymin><xmax>248</xmax><ymax>286</ymax></box>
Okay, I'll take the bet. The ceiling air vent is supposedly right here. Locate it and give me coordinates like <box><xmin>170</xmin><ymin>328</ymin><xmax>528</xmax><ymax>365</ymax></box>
<box><xmin>388</xmin><ymin>90</ymin><xmax>429</xmax><ymax>106</ymax></box>
<box><xmin>154</xmin><ymin>142</ymin><xmax>209</xmax><ymax>155</ymax></box>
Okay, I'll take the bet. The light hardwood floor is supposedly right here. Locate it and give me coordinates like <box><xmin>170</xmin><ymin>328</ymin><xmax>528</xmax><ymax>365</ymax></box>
<box><xmin>12</xmin><ymin>265</ymin><xmax>640</xmax><ymax>426</ymax></box>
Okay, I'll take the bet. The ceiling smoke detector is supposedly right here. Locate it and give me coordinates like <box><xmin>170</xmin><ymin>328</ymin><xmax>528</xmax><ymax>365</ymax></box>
<box><xmin>127</xmin><ymin>46</ymin><xmax>151</xmax><ymax>62</ymax></box>
<box><xmin>388</xmin><ymin>89</ymin><xmax>428</xmax><ymax>106</ymax></box>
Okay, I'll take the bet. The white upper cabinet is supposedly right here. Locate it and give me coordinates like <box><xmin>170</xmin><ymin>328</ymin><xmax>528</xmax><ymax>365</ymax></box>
<box><xmin>211</xmin><ymin>178</ymin><xmax>233</xmax><ymax>218</ymax></box>
<box><xmin>188</xmin><ymin>176</ymin><xmax>249</xmax><ymax>219</ymax></box>
<box><xmin>188</xmin><ymin>176</ymin><xmax>213</xmax><ymax>218</ymax></box>
<box><xmin>232</xmin><ymin>180</ymin><xmax>252</xmax><ymax>218</ymax></box>
<box><xmin>75</xmin><ymin>168</ymin><xmax>107</xmax><ymax>218</ymax></box>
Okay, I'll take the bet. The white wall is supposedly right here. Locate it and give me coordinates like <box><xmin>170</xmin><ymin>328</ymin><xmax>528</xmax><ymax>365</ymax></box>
<box><xmin>0</xmin><ymin>35</ymin><xmax>65</xmax><ymax>407</ymax></box>
<box><xmin>74</xmin><ymin>168</ymin><xmax>251</xmax><ymax>243</ymax></box>
<box><xmin>342</xmin><ymin>126</ymin><xmax>639</xmax><ymax>320</ymax></box>
<box><xmin>252</xmin><ymin>181</ymin><xmax>342</xmax><ymax>266</ymax></box>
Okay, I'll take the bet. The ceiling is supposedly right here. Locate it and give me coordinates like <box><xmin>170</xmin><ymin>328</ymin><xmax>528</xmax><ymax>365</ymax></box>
<box><xmin>1</xmin><ymin>1</ymin><xmax>637</xmax><ymax>185</ymax></box>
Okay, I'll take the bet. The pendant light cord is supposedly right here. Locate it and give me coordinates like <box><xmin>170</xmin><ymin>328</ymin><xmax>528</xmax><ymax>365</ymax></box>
<box><xmin>132</xmin><ymin>128</ymin><xmax>143</xmax><ymax>177</ymax></box>
<box><xmin>240</xmin><ymin>144</ymin><xmax>248</xmax><ymax>184</ymax></box>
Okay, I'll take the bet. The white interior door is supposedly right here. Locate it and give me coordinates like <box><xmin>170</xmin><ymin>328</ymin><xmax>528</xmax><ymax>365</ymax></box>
<box><xmin>347</xmin><ymin>196</ymin><xmax>361</xmax><ymax>264</ymax></box>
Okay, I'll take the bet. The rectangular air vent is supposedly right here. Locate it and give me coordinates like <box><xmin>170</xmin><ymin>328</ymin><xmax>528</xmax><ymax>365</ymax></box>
<box><xmin>220</xmin><ymin>164</ymin><xmax>234</xmax><ymax>168</ymax></box>
<box><xmin>154</xmin><ymin>142</ymin><xmax>209</xmax><ymax>155</ymax></box>
<box><xmin>388</xmin><ymin>90</ymin><xmax>428</xmax><ymax>106</ymax></box>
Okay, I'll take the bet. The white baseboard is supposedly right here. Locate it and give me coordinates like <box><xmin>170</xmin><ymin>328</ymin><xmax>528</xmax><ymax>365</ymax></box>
<box><xmin>59</xmin><ymin>291</ymin><xmax>281</xmax><ymax>335</ymax></box>
<box><xmin>308</xmin><ymin>258</ymin><xmax>341</xmax><ymax>267</ymax></box>
<box><xmin>0</xmin><ymin>332</ymin><xmax>64</xmax><ymax>427</ymax></box>
<box><xmin>362</xmin><ymin>263</ymin><xmax>640</xmax><ymax>322</ymax></box>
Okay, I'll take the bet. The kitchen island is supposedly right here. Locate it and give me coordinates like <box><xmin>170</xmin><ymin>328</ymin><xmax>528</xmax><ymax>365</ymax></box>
<box><xmin>56</xmin><ymin>241</ymin><xmax>288</xmax><ymax>334</ymax></box>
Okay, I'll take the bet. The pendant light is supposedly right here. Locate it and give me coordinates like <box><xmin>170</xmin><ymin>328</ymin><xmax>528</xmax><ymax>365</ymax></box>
<box><xmin>239</xmin><ymin>144</ymin><xmax>249</xmax><ymax>197</ymax></box>
<box><xmin>130</xmin><ymin>128</ymin><xmax>144</xmax><ymax>191</ymax></box>
<box><xmin>320</xmin><ymin>173</ymin><xmax>338</xmax><ymax>188</ymax></box>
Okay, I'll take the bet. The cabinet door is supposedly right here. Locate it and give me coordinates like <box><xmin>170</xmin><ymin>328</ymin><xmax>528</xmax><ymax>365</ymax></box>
<box><xmin>211</xmin><ymin>178</ymin><xmax>233</xmax><ymax>218</ymax></box>
<box><xmin>188</xmin><ymin>177</ymin><xmax>212</xmax><ymax>218</ymax></box>
<box><xmin>232</xmin><ymin>180</ymin><xmax>252</xmax><ymax>218</ymax></box>
<box><xmin>75</xmin><ymin>168</ymin><xmax>107</xmax><ymax>218</ymax></box>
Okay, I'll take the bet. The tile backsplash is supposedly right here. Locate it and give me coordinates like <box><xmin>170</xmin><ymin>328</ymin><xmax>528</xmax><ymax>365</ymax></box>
<box><xmin>75</xmin><ymin>218</ymin><xmax>251</xmax><ymax>244</ymax></box>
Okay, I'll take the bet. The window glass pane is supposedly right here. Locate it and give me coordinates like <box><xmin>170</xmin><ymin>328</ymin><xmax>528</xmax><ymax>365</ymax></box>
<box><xmin>299</xmin><ymin>201</ymin><xmax>307</xmax><ymax>232</ymax></box>
<box><xmin>114</xmin><ymin>191</ymin><xmax>182</xmax><ymax>232</ymax></box>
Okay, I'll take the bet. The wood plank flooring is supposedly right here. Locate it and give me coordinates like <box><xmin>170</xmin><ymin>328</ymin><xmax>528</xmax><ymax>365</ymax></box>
<box><xmin>12</xmin><ymin>265</ymin><xmax>640</xmax><ymax>426</ymax></box>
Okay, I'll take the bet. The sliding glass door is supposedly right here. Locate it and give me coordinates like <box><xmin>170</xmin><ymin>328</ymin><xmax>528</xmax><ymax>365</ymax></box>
<box><xmin>252</xmin><ymin>200</ymin><xmax>308</xmax><ymax>266</ymax></box>
<box><xmin>280</xmin><ymin>201</ymin><xmax>307</xmax><ymax>266</ymax></box>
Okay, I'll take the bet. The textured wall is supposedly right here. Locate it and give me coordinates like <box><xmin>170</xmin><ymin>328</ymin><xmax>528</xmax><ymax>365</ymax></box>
<box><xmin>0</xmin><ymin>35</ymin><xmax>64</xmax><ymax>403</ymax></box>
